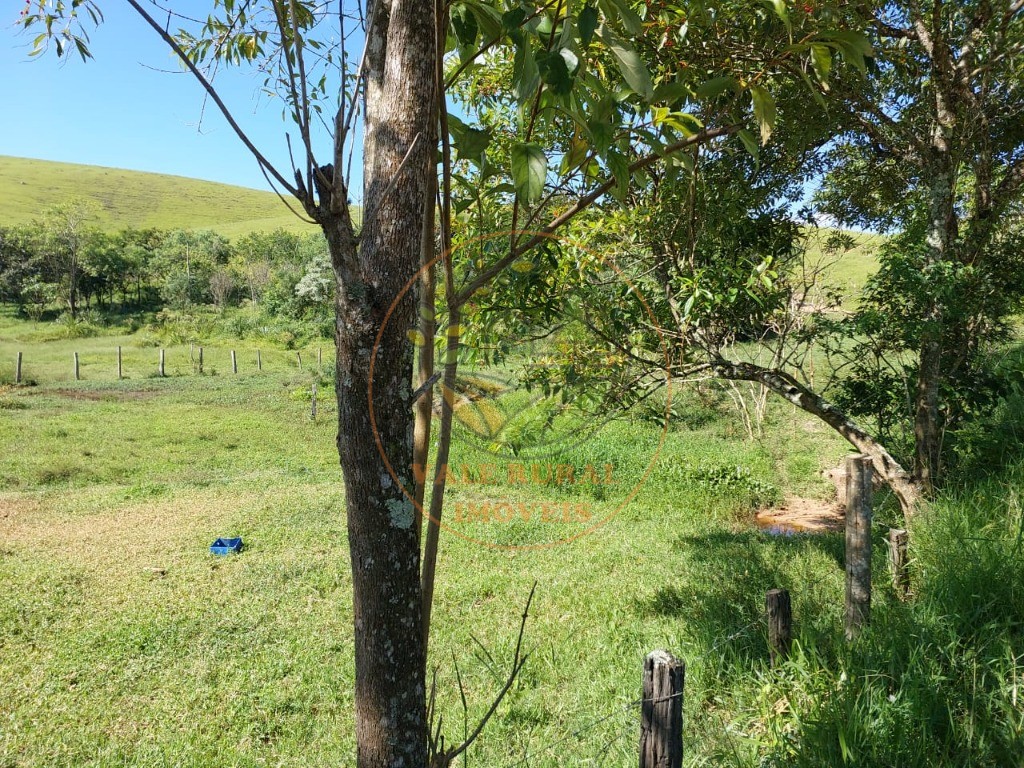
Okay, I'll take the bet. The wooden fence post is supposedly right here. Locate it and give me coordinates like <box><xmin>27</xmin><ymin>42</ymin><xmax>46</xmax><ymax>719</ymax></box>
<box><xmin>297</xmin><ymin>351</ymin><xmax>302</xmax><ymax>371</ymax></box>
<box><xmin>845</xmin><ymin>454</ymin><xmax>873</xmax><ymax>640</ymax></box>
<box><xmin>640</xmin><ymin>650</ymin><xmax>684</xmax><ymax>768</ymax></box>
<box><xmin>765</xmin><ymin>588</ymin><xmax>792</xmax><ymax>666</ymax></box>
<box><xmin>311</xmin><ymin>382</ymin><xmax>318</xmax><ymax>421</ymax></box>
<box><xmin>117</xmin><ymin>346</ymin><xmax>122</xmax><ymax>379</ymax></box>
<box><xmin>317</xmin><ymin>347</ymin><xmax>322</xmax><ymax>369</ymax></box>
<box><xmin>15</xmin><ymin>352</ymin><xmax>22</xmax><ymax>384</ymax></box>
<box><xmin>159</xmin><ymin>348</ymin><xmax>165</xmax><ymax>377</ymax></box>
<box><xmin>257</xmin><ymin>349</ymin><xmax>262</xmax><ymax>372</ymax></box>
<box><xmin>73</xmin><ymin>352</ymin><xmax>80</xmax><ymax>381</ymax></box>
<box><xmin>198</xmin><ymin>346</ymin><xmax>204</xmax><ymax>374</ymax></box>
<box><xmin>888</xmin><ymin>528</ymin><xmax>910</xmax><ymax>600</ymax></box>
<box><xmin>231</xmin><ymin>350</ymin><xmax>238</xmax><ymax>374</ymax></box>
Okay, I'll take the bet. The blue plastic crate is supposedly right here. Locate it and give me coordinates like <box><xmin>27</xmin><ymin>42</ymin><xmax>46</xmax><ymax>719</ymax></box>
<box><xmin>210</xmin><ymin>537</ymin><xmax>243</xmax><ymax>555</ymax></box>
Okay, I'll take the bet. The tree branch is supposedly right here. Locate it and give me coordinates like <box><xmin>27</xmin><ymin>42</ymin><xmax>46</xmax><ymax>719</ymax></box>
<box><xmin>124</xmin><ymin>0</ymin><xmax>300</xmax><ymax>199</ymax></box>
<box><xmin>453</xmin><ymin>125</ymin><xmax>740</xmax><ymax>307</ymax></box>
<box><xmin>435</xmin><ymin>582</ymin><xmax>537</xmax><ymax>766</ymax></box>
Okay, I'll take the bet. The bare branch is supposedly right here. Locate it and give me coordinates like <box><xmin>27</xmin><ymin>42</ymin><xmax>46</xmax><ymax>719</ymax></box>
<box><xmin>124</xmin><ymin>0</ymin><xmax>300</xmax><ymax>198</ymax></box>
<box><xmin>438</xmin><ymin>583</ymin><xmax>537</xmax><ymax>765</ymax></box>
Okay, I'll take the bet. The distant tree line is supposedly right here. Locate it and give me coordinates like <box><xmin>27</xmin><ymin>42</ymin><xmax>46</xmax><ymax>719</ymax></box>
<box><xmin>0</xmin><ymin>201</ymin><xmax>334</xmax><ymax>336</ymax></box>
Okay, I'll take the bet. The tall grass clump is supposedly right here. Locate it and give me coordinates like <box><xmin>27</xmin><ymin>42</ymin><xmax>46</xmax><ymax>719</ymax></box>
<box><xmin>731</xmin><ymin>464</ymin><xmax>1024</xmax><ymax>767</ymax></box>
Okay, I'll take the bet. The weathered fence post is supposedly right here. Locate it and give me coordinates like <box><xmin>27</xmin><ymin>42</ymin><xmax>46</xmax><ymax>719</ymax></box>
<box><xmin>117</xmin><ymin>346</ymin><xmax>122</xmax><ymax>380</ymax></box>
<box><xmin>296</xmin><ymin>351</ymin><xmax>302</xmax><ymax>371</ymax></box>
<box><xmin>74</xmin><ymin>352</ymin><xmax>80</xmax><ymax>381</ymax></box>
<box><xmin>257</xmin><ymin>349</ymin><xmax>262</xmax><ymax>372</ymax></box>
<box><xmin>640</xmin><ymin>650</ymin><xmax>684</xmax><ymax>768</ymax></box>
<box><xmin>198</xmin><ymin>346</ymin><xmax>204</xmax><ymax>374</ymax></box>
<box><xmin>888</xmin><ymin>528</ymin><xmax>910</xmax><ymax>600</ymax></box>
<box><xmin>311</xmin><ymin>382</ymin><xmax>318</xmax><ymax>421</ymax></box>
<box><xmin>159</xmin><ymin>348</ymin><xmax>165</xmax><ymax>377</ymax></box>
<box><xmin>317</xmin><ymin>347</ymin><xmax>322</xmax><ymax>369</ymax></box>
<box><xmin>765</xmin><ymin>588</ymin><xmax>792</xmax><ymax>666</ymax></box>
<box><xmin>845</xmin><ymin>454</ymin><xmax>873</xmax><ymax>640</ymax></box>
<box><xmin>15</xmin><ymin>352</ymin><xmax>22</xmax><ymax>384</ymax></box>
<box><xmin>231</xmin><ymin>350</ymin><xmax>238</xmax><ymax>374</ymax></box>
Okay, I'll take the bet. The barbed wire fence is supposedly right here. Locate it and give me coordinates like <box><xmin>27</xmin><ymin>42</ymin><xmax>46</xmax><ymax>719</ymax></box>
<box><xmin>504</xmin><ymin>615</ymin><xmax>766</xmax><ymax>767</ymax></box>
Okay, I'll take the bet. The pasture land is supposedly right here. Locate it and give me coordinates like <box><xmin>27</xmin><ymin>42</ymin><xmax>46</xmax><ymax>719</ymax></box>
<box><xmin>1</xmin><ymin>316</ymin><xmax>1022</xmax><ymax>766</ymax></box>
<box><xmin>0</xmin><ymin>156</ymin><xmax>317</xmax><ymax>237</ymax></box>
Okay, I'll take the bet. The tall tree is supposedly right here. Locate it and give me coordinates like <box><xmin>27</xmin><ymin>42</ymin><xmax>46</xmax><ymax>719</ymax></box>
<box><xmin>35</xmin><ymin>201</ymin><xmax>96</xmax><ymax>318</ymax></box>
<box><xmin>818</xmin><ymin>0</ymin><xmax>1024</xmax><ymax>490</ymax></box>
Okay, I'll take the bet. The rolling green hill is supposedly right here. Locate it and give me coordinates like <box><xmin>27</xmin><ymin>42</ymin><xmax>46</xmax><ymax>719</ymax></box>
<box><xmin>0</xmin><ymin>155</ymin><xmax>317</xmax><ymax>238</ymax></box>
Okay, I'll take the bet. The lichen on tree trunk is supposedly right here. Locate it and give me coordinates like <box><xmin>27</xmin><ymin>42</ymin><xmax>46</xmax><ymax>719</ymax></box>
<box><xmin>322</xmin><ymin>0</ymin><xmax>438</xmax><ymax>762</ymax></box>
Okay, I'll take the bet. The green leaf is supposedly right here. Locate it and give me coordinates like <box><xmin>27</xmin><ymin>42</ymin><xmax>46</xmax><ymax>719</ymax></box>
<box><xmin>448</xmin><ymin>115</ymin><xmax>492</xmax><ymax>163</ymax></box>
<box><xmin>559</xmin><ymin>48</ymin><xmax>580</xmax><ymax>76</ymax></box>
<box><xmin>578</xmin><ymin>4</ymin><xmax>599</xmax><ymax>46</ymax></box>
<box><xmin>653</xmin><ymin>109</ymin><xmax>703</xmax><ymax>136</ymax></box>
<box><xmin>559</xmin><ymin>136</ymin><xmax>590</xmax><ymax>175</ymax></box>
<box><xmin>601</xmin><ymin>0</ymin><xmax>643</xmax><ymax>36</ymax></box>
<box><xmin>796</xmin><ymin>67</ymin><xmax>828</xmax><ymax>110</ymax></box>
<box><xmin>737</xmin><ymin>129</ymin><xmax>760</xmax><ymax>161</ymax></box>
<box><xmin>587</xmin><ymin>118</ymin><xmax>615</xmax><ymax>153</ymax></box>
<box><xmin>538</xmin><ymin>48</ymin><xmax>579</xmax><ymax>95</ymax></box>
<box><xmin>502</xmin><ymin>7</ymin><xmax>528</xmax><ymax>30</ymax></box>
<box><xmin>606</xmin><ymin>150</ymin><xmax>630</xmax><ymax>200</ymax></box>
<box><xmin>810</xmin><ymin>43</ymin><xmax>832</xmax><ymax>85</ymax></box>
<box><xmin>822</xmin><ymin>30</ymin><xmax>873</xmax><ymax>73</ymax></box>
<box><xmin>652</xmin><ymin>80</ymin><xmax>691</xmax><ymax>104</ymax></box>
<box><xmin>451</xmin><ymin>4</ymin><xmax>478</xmax><ymax>49</ymax></box>
<box><xmin>464</xmin><ymin>0</ymin><xmax>504</xmax><ymax>39</ymax></box>
<box><xmin>695</xmin><ymin>75</ymin><xmax>740</xmax><ymax>101</ymax></box>
<box><xmin>513</xmin><ymin>41</ymin><xmax>540</xmax><ymax>107</ymax></box>
<box><xmin>749</xmin><ymin>85</ymin><xmax>776</xmax><ymax>144</ymax></box>
<box><xmin>765</xmin><ymin>0</ymin><xmax>790</xmax><ymax>33</ymax></box>
<box><xmin>598</xmin><ymin>26</ymin><xmax>653</xmax><ymax>101</ymax></box>
<box><xmin>511</xmin><ymin>142</ymin><xmax>547</xmax><ymax>205</ymax></box>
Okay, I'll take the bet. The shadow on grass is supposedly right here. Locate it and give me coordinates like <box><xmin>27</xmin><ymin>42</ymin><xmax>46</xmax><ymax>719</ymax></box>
<box><xmin>636</xmin><ymin>529</ymin><xmax>847</xmax><ymax>670</ymax></box>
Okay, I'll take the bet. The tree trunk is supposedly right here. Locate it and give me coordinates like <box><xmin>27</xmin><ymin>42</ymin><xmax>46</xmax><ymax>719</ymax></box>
<box><xmin>913</xmin><ymin>324</ymin><xmax>943</xmax><ymax>491</ymax></box>
<box><xmin>325</xmin><ymin>0</ymin><xmax>437</xmax><ymax>763</ymax></box>
<box><xmin>68</xmin><ymin>258</ymin><xmax>78</xmax><ymax>318</ymax></box>
<box><xmin>713</xmin><ymin>360</ymin><xmax>921</xmax><ymax>518</ymax></box>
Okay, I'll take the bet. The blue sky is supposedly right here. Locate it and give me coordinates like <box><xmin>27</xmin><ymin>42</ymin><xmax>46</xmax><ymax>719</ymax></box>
<box><xmin>1</xmin><ymin>4</ymin><xmax>345</xmax><ymax>193</ymax></box>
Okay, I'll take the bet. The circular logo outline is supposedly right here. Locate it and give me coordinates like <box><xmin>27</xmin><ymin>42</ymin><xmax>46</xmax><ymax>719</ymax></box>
<box><xmin>368</xmin><ymin>229</ymin><xmax>673</xmax><ymax>550</ymax></box>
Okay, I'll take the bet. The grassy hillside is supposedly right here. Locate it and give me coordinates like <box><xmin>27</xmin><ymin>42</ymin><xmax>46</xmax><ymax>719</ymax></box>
<box><xmin>805</xmin><ymin>227</ymin><xmax>884</xmax><ymax>306</ymax></box>
<box><xmin>0</xmin><ymin>156</ymin><xmax>316</xmax><ymax>238</ymax></box>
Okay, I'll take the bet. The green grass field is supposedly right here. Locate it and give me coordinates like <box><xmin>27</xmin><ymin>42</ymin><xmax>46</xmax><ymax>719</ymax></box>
<box><xmin>2</xmin><ymin>310</ymin><xmax>1022</xmax><ymax>767</ymax></box>
<box><xmin>0</xmin><ymin>156</ymin><xmax>317</xmax><ymax>237</ymax></box>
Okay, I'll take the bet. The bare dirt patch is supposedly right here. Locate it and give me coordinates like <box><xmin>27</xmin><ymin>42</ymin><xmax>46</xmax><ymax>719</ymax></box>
<box><xmin>755</xmin><ymin>496</ymin><xmax>844</xmax><ymax>534</ymax></box>
<box><xmin>0</xmin><ymin>495</ymin><xmax>42</xmax><ymax>522</ymax></box>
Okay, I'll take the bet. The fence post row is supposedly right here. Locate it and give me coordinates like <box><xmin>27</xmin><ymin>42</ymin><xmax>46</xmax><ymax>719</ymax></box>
<box><xmin>640</xmin><ymin>650</ymin><xmax>684</xmax><ymax>768</ymax></box>
<box><xmin>845</xmin><ymin>454</ymin><xmax>873</xmax><ymax>640</ymax></box>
